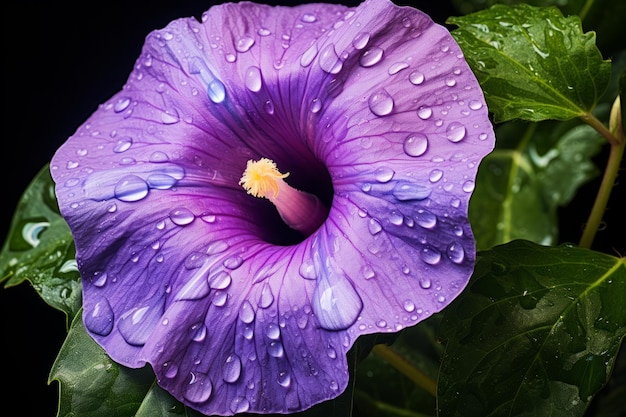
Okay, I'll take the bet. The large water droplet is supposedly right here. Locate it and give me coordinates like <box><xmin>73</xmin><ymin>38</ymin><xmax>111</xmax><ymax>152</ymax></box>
<box><xmin>421</xmin><ymin>247</ymin><xmax>442</xmax><ymax>265</ymax></box>
<box><xmin>208</xmin><ymin>79</ymin><xmax>226</xmax><ymax>103</ymax></box>
<box><xmin>235</xmin><ymin>36</ymin><xmax>255</xmax><ymax>52</ymax></box>
<box><xmin>113</xmin><ymin>97</ymin><xmax>131</xmax><ymax>112</ymax></box>
<box><xmin>239</xmin><ymin>300</ymin><xmax>255</xmax><ymax>324</ymax></box>
<box><xmin>118</xmin><ymin>304</ymin><xmax>163</xmax><ymax>345</ymax></box>
<box><xmin>415</xmin><ymin>209</ymin><xmax>437</xmax><ymax>229</ymax></box>
<box><xmin>209</xmin><ymin>271</ymin><xmax>232</xmax><ymax>290</ymax></box>
<box><xmin>278</xmin><ymin>371</ymin><xmax>291</xmax><ymax>387</ymax></box>
<box><xmin>113</xmin><ymin>136</ymin><xmax>133</xmax><ymax>153</ymax></box>
<box><xmin>85</xmin><ymin>298</ymin><xmax>114</xmax><ymax>336</ymax></box>
<box><xmin>429</xmin><ymin>169</ymin><xmax>443</xmax><ymax>183</ymax></box>
<box><xmin>374</xmin><ymin>166</ymin><xmax>394</xmax><ymax>183</ymax></box>
<box><xmin>301</xmin><ymin>13</ymin><xmax>317</xmax><ymax>23</ymax></box>
<box><xmin>368</xmin><ymin>89</ymin><xmax>394</xmax><ymax>116</ymax></box>
<box><xmin>417</xmin><ymin>106</ymin><xmax>432</xmax><ymax>120</ymax></box>
<box><xmin>223</xmin><ymin>255</ymin><xmax>243</xmax><ymax>270</ymax></box>
<box><xmin>447</xmin><ymin>242</ymin><xmax>465</xmax><ymax>264</ymax></box>
<box><xmin>230</xmin><ymin>397</ymin><xmax>250</xmax><ymax>414</ymax></box>
<box><xmin>115</xmin><ymin>175</ymin><xmax>149</xmax><ymax>202</ymax></box>
<box><xmin>393</xmin><ymin>182</ymin><xmax>431</xmax><ymax>201</ymax></box>
<box><xmin>462</xmin><ymin>180</ymin><xmax>475</xmax><ymax>192</ymax></box>
<box><xmin>446</xmin><ymin>122</ymin><xmax>466</xmax><ymax>143</ymax></box>
<box><xmin>170</xmin><ymin>208</ymin><xmax>195</xmax><ymax>226</ymax></box>
<box><xmin>245</xmin><ymin>66</ymin><xmax>262</xmax><ymax>92</ymax></box>
<box><xmin>403</xmin><ymin>133</ymin><xmax>428</xmax><ymax>156</ymax></box>
<box><xmin>360</xmin><ymin>47</ymin><xmax>384</xmax><ymax>67</ymax></box>
<box><xmin>319</xmin><ymin>44</ymin><xmax>342</xmax><ymax>74</ymax></box>
<box><xmin>368</xmin><ymin>218</ymin><xmax>382</xmax><ymax>235</ymax></box>
<box><xmin>190</xmin><ymin>322</ymin><xmax>207</xmax><ymax>342</ymax></box>
<box><xmin>300</xmin><ymin>44</ymin><xmax>318</xmax><ymax>67</ymax></box>
<box><xmin>352</xmin><ymin>32</ymin><xmax>370</xmax><ymax>50</ymax></box>
<box><xmin>184</xmin><ymin>372</ymin><xmax>212</xmax><ymax>404</ymax></box>
<box><xmin>223</xmin><ymin>354</ymin><xmax>242</xmax><ymax>383</ymax></box>
<box><xmin>265</xmin><ymin>323</ymin><xmax>280</xmax><ymax>340</ymax></box>
<box><xmin>409</xmin><ymin>71</ymin><xmax>425</xmax><ymax>85</ymax></box>
<box><xmin>268</xmin><ymin>341</ymin><xmax>284</xmax><ymax>357</ymax></box>
<box><xmin>258</xmin><ymin>283</ymin><xmax>274</xmax><ymax>308</ymax></box>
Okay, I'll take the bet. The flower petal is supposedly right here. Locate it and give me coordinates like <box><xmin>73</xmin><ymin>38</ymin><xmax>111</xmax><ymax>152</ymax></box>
<box><xmin>50</xmin><ymin>0</ymin><xmax>495</xmax><ymax>415</ymax></box>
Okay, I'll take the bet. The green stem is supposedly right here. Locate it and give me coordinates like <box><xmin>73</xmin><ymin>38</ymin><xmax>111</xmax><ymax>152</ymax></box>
<box><xmin>579</xmin><ymin>0</ymin><xmax>595</xmax><ymax>21</ymax></box>
<box><xmin>372</xmin><ymin>344</ymin><xmax>437</xmax><ymax>397</ymax></box>
<box><xmin>581</xmin><ymin>112</ymin><xmax>621</xmax><ymax>147</ymax></box>
<box><xmin>579</xmin><ymin>97</ymin><xmax>624</xmax><ymax>249</ymax></box>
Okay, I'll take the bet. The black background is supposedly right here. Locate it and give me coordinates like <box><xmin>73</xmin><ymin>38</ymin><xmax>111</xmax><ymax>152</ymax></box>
<box><xmin>1</xmin><ymin>1</ymin><xmax>622</xmax><ymax>416</ymax></box>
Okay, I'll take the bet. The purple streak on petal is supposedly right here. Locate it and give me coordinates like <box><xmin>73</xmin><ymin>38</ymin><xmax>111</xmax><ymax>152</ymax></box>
<box><xmin>50</xmin><ymin>0</ymin><xmax>495</xmax><ymax>415</ymax></box>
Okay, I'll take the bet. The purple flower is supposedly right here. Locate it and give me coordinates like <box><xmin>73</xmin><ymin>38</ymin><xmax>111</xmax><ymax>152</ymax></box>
<box><xmin>50</xmin><ymin>0</ymin><xmax>494</xmax><ymax>415</ymax></box>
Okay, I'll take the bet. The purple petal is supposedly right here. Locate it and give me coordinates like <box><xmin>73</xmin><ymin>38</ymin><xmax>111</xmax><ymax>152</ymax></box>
<box><xmin>50</xmin><ymin>0</ymin><xmax>495</xmax><ymax>415</ymax></box>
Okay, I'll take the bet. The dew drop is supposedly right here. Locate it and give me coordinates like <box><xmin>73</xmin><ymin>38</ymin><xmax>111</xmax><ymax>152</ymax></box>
<box><xmin>190</xmin><ymin>322</ymin><xmax>207</xmax><ymax>342</ymax></box>
<box><xmin>209</xmin><ymin>271</ymin><xmax>232</xmax><ymax>290</ymax></box>
<box><xmin>114</xmin><ymin>175</ymin><xmax>149</xmax><ymax>202</ymax></box>
<box><xmin>268</xmin><ymin>341</ymin><xmax>284</xmax><ymax>358</ymax></box>
<box><xmin>301</xmin><ymin>13</ymin><xmax>317</xmax><ymax>23</ymax></box>
<box><xmin>415</xmin><ymin>209</ymin><xmax>437</xmax><ymax>229</ymax></box>
<box><xmin>113</xmin><ymin>136</ymin><xmax>133</xmax><ymax>153</ymax></box>
<box><xmin>208</xmin><ymin>79</ymin><xmax>226</xmax><ymax>103</ymax></box>
<box><xmin>230</xmin><ymin>397</ymin><xmax>250</xmax><ymax>414</ymax></box>
<box><xmin>245</xmin><ymin>66</ymin><xmax>262</xmax><ymax>92</ymax></box>
<box><xmin>421</xmin><ymin>247</ymin><xmax>442</xmax><ymax>265</ymax></box>
<box><xmin>319</xmin><ymin>44</ymin><xmax>343</xmax><ymax>74</ymax></box>
<box><xmin>403</xmin><ymin>300</ymin><xmax>415</xmax><ymax>312</ymax></box>
<box><xmin>212</xmin><ymin>291</ymin><xmax>228</xmax><ymax>307</ymax></box>
<box><xmin>403</xmin><ymin>133</ymin><xmax>428</xmax><ymax>156</ymax></box>
<box><xmin>163</xmin><ymin>361</ymin><xmax>179</xmax><ymax>378</ymax></box>
<box><xmin>392</xmin><ymin>181</ymin><xmax>431</xmax><ymax>201</ymax></box>
<box><xmin>429</xmin><ymin>169</ymin><xmax>443</xmax><ymax>182</ymax></box>
<box><xmin>223</xmin><ymin>354</ymin><xmax>242</xmax><ymax>383</ymax></box>
<box><xmin>113</xmin><ymin>97</ymin><xmax>131</xmax><ymax>112</ymax></box>
<box><xmin>223</xmin><ymin>255</ymin><xmax>243</xmax><ymax>270</ymax></box>
<box><xmin>446</xmin><ymin>122</ymin><xmax>466</xmax><ymax>143</ymax></box>
<box><xmin>258</xmin><ymin>283</ymin><xmax>274</xmax><ymax>308</ymax></box>
<box><xmin>265</xmin><ymin>323</ymin><xmax>280</xmax><ymax>340</ymax></box>
<box><xmin>352</xmin><ymin>32</ymin><xmax>370</xmax><ymax>50</ymax></box>
<box><xmin>368</xmin><ymin>218</ymin><xmax>382</xmax><ymax>235</ymax></box>
<box><xmin>409</xmin><ymin>71</ymin><xmax>425</xmax><ymax>85</ymax></box>
<box><xmin>419</xmin><ymin>278</ymin><xmax>432</xmax><ymax>289</ymax></box>
<box><xmin>299</xmin><ymin>259</ymin><xmax>317</xmax><ymax>279</ymax></box>
<box><xmin>235</xmin><ymin>36</ymin><xmax>255</xmax><ymax>52</ymax></box>
<box><xmin>170</xmin><ymin>208</ymin><xmax>195</xmax><ymax>226</ymax></box>
<box><xmin>360</xmin><ymin>47</ymin><xmax>384</xmax><ymax>67</ymax></box>
<box><xmin>300</xmin><ymin>44</ymin><xmax>318</xmax><ymax>67</ymax></box>
<box><xmin>239</xmin><ymin>300</ymin><xmax>255</xmax><ymax>324</ymax></box>
<box><xmin>278</xmin><ymin>371</ymin><xmax>291</xmax><ymax>387</ymax></box>
<box><xmin>264</xmin><ymin>100</ymin><xmax>275</xmax><ymax>115</ymax></box>
<box><xmin>374</xmin><ymin>166</ymin><xmax>394</xmax><ymax>183</ymax></box>
<box><xmin>310</xmin><ymin>98</ymin><xmax>322</xmax><ymax>113</ymax></box>
<box><xmin>417</xmin><ymin>106</ymin><xmax>432</xmax><ymax>120</ymax></box>
<box><xmin>85</xmin><ymin>298</ymin><xmax>114</xmax><ymax>336</ymax></box>
<box><xmin>388</xmin><ymin>62</ymin><xmax>409</xmax><ymax>75</ymax></box>
<box><xmin>184</xmin><ymin>373</ymin><xmax>212</xmax><ymax>404</ymax></box>
<box><xmin>368</xmin><ymin>89</ymin><xmax>394</xmax><ymax>116</ymax></box>
<box><xmin>469</xmin><ymin>100</ymin><xmax>483</xmax><ymax>110</ymax></box>
<box><xmin>447</xmin><ymin>242</ymin><xmax>465</xmax><ymax>264</ymax></box>
<box><xmin>462</xmin><ymin>180</ymin><xmax>475</xmax><ymax>192</ymax></box>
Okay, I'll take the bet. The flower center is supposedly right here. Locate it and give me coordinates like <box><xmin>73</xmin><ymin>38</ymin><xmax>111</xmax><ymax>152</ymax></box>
<box><xmin>240</xmin><ymin>158</ymin><xmax>328</xmax><ymax>237</ymax></box>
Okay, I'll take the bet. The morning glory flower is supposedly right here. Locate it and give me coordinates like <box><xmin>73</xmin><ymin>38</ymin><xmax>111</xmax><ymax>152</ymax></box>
<box><xmin>50</xmin><ymin>0</ymin><xmax>495</xmax><ymax>415</ymax></box>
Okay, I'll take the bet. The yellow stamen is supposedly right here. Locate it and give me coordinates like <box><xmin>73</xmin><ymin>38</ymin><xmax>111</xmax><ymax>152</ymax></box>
<box><xmin>239</xmin><ymin>158</ymin><xmax>289</xmax><ymax>199</ymax></box>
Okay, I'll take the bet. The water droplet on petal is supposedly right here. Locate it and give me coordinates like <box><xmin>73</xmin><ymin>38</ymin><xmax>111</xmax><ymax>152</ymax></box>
<box><xmin>421</xmin><ymin>247</ymin><xmax>442</xmax><ymax>265</ymax></box>
<box><xmin>299</xmin><ymin>260</ymin><xmax>317</xmax><ymax>279</ymax></box>
<box><xmin>388</xmin><ymin>62</ymin><xmax>409</xmax><ymax>75</ymax></box>
<box><xmin>230</xmin><ymin>397</ymin><xmax>250</xmax><ymax>414</ymax></box>
<box><xmin>352</xmin><ymin>32</ymin><xmax>370</xmax><ymax>50</ymax></box>
<box><xmin>374</xmin><ymin>166</ymin><xmax>394</xmax><ymax>183</ymax></box>
<box><xmin>446</xmin><ymin>122</ymin><xmax>466</xmax><ymax>143</ymax></box>
<box><xmin>368</xmin><ymin>89</ymin><xmax>394</xmax><ymax>116</ymax></box>
<box><xmin>368</xmin><ymin>218</ymin><xmax>382</xmax><ymax>235</ymax></box>
<box><xmin>258</xmin><ymin>283</ymin><xmax>274</xmax><ymax>308</ymax></box>
<box><xmin>409</xmin><ymin>71</ymin><xmax>425</xmax><ymax>85</ymax></box>
<box><xmin>113</xmin><ymin>136</ymin><xmax>133</xmax><ymax>153</ymax></box>
<box><xmin>403</xmin><ymin>133</ymin><xmax>428</xmax><ymax>156</ymax></box>
<box><xmin>245</xmin><ymin>66</ymin><xmax>262</xmax><ymax>92</ymax></box>
<box><xmin>360</xmin><ymin>47</ymin><xmax>383</xmax><ymax>67</ymax></box>
<box><xmin>310</xmin><ymin>98</ymin><xmax>322</xmax><ymax>113</ymax></box>
<box><xmin>462</xmin><ymin>180</ymin><xmax>475</xmax><ymax>192</ymax></box>
<box><xmin>209</xmin><ymin>271</ymin><xmax>232</xmax><ymax>290</ymax></box>
<box><xmin>235</xmin><ymin>36</ymin><xmax>255</xmax><ymax>52</ymax></box>
<box><xmin>301</xmin><ymin>13</ymin><xmax>317</xmax><ymax>23</ymax></box>
<box><xmin>447</xmin><ymin>242</ymin><xmax>465</xmax><ymax>264</ymax></box>
<box><xmin>170</xmin><ymin>208</ymin><xmax>195</xmax><ymax>226</ymax></box>
<box><xmin>429</xmin><ymin>169</ymin><xmax>443</xmax><ymax>182</ymax></box>
<box><xmin>239</xmin><ymin>300</ymin><xmax>255</xmax><ymax>324</ymax></box>
<box><xmin>223</xmin><ymin>255</ymin><xmax>244</xmax><ymax>270</ymax></box>
<box><xmin>319</xmin><ymin>43</ymin><xmax>342</xmax><ymax>74</ymax></box>
<box><xmin>393</xmin><ymin>182</ymin><xmax>431</xmax><ymax>201</ymax></box>
<box><xmin>419</xmin><ymin>278</ymin><xmax>432</xmax><ymax>289</ymax></box>
<box><xmin>417</xmin><ymin>106</ymin><xmax>432</xmax><ymax>120</ymax></box>
<box><xmin>403</xmin><ymin>300</ymin><xmax>415</xmax><ymax>312</ymax></box>
<box><xmin>113</xmin><ymin>97</ymin><xmax>131</xmax><ymax>112</ymax></box>
<box><xmin>265</xmin><ymin>323</ymin><xmax>280</xmax><ymax>340</ymax></box>
<box><xmin>190</xmin><ymin>322</ymin><xmax>207</xmax><ymax>342</ymax></box>
<box><xmin>223</xmin><ymin>354</ymin><xmax>242</xmax><ymax>383</ymax></box>
<box><xmin>277</xmin><ymin>371</ymin><xmax>291</xmax><ymax>387</ymax></box>
<box><xmin>415</xmin><ymin>209</ymin><xmax>437</xmax><ymax>229</ymax></box>
<box><xmin>115</xmin><ymin>175</ymin><xmax>149</xmax><ymax>202</ymax></box>
<box><xmin>268</xmin><ymin>341</ymin><xmax>284</xmax><ymax>357</ymax></box>
<box><xmin>85</xmin><ymin>298</ymin><xmax>114</xmax><ymax>336</ymax></box>
<box><xmin>300</xmin><ymin>44</ymin><xmax>318</xmax><ymax>67</ymax></box>
<box><xmin>184</xmin><ymin>372</ymin><xmax>212</xmax><ymax>404</ymax></box>
<box><xmin>163</xmin><ymin>361</ymin><xmax>179</xmax><ymax>378</ymax></box>
<box><xmin>208</xmin><ymin>79</ymin><xmax>226</xmax><ymax>103</ymax></box>
<box><xmin>469</xmin><ymin>100</ymin><xmax>483</xmax><ymax>110</ymax></box>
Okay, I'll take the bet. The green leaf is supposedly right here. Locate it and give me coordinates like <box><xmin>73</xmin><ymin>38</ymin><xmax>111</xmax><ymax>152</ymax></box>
<box><xmin>0</xmin><ymin>165</ymin><xmax>80</xmax><ymax>321</ymax></box>
<box><xmin>448</xmin><ymin>4</ymin><xmax>611</xmax><ymax>123</ymax></box>
<box><xmin>469</xmin><ymin>120</ymin><xmax>604</xmax><ymax>250</ymax></box>
<box><xmin>438</xmin><ymin>240</ymin><xmax>626</xmax><ymax>417</ymax></box>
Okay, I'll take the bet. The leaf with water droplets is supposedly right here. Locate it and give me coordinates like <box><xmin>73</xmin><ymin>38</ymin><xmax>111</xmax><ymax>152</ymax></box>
<box><xmin>0</xmin><ymin>165</ymin><xmax>80</xmax><ymax>320</ymax></box>
<box><xmin>448</xmin><ymin>4</ymin><xmax>611</xmax><ymax>122</ymax></box>
<box><xmin>469</xmin><ymin>119</ymin><xmax>604</xmax><ymax>251</ymax></box>
<box><xmin>438</xmin><ymin>240</ymin><xmax>626</xmax><ymax>417</ymax></box>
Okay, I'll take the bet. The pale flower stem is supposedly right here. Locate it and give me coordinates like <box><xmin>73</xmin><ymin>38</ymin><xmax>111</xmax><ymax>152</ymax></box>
<box><xmin>372</xmin><ymin>344</ymin><xmax>437</xmax><ymax>397</ymax></box>
<box><xmin>579</xmin><ymin>97</ymin><xmax>624</xmax><ymax>249</ymax></box>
